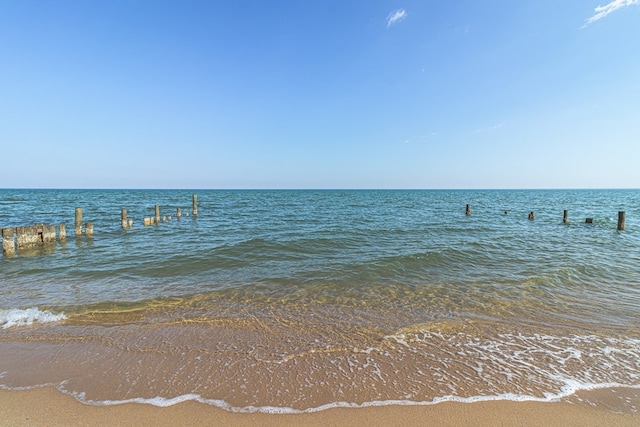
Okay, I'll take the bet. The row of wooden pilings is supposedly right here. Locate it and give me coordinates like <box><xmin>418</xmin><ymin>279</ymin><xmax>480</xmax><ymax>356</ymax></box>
<box><xmin>1</xmin><ymin>208</ymin><xmax>94</xmax><ymax>256</ymax></box>
<box><xmin>134</xmin><ymin>194</ymin><xmax>198</xmax><ymax>227</ymax></box>
<box><xmin>465</xmin><ymin>204</ymin><xmax>626</xmax><ymax>230</ymax></box>
<box><xmin>2</xmin><ymin>195</ymin><xmax>199</xmax><ymax>256</ymax></box>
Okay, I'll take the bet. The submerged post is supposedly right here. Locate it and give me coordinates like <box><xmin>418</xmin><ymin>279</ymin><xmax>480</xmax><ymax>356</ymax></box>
<box><xmin>563</xmin><ymin>210</ymin><xmax>568</xmax><ymax>224</ymax></box>
<box><xmin>465</xmin><ymin>204</ymin><xmax>471</xmax><ymax>216</ymax></box>
<box><xmin>85</xmin><ymin>222</ymin><xmax>94</xmax><ymax>236</ymax></box>
<box><xmin>192</xmin><ymin>194</ymin><xmax>198</xmax><ymax>216</ymax></box>
<box><xmin>155</xmin><ymin>205</ymin><xmax>160</xmax><ymax>225</ymax></box>
<box><xmin>121</xmin><ymin>209</ymin><xmax>128</xmax><ymax>229</ymax></box>
<box><xmin>75</xmin><ymin>208</ymin><xmax>83</xmax><ymax>236</ymax></box>
<box><xmin>618</xmin><ymin>211</ymin><xmax>626</xmax><ymax>231</ymax></box>
<box><xmin>128</xmin><ymin>218</ymin><xmax>133</xmax><ymax>228</ymax></box>
<box><xmin>585</xmin><ymin>218</ymin><xmax>593</xmax><ymax>224</ymax></box>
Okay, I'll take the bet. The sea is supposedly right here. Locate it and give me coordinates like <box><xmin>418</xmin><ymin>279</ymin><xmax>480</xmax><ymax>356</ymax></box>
<box><xmin>1</xmin><ymin>189</ymin><xmax>639</xmax><ymax>413</ymax></box>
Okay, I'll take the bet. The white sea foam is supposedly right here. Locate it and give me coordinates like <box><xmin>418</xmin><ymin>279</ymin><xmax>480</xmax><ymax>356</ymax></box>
<box><xmin>0</xmin><ymin>307</ymin><xmax>66</xmax><ymax>329</ymax></box>
<box><xmin>59</xmin><ymin>382</ymin><xmax>640</xmax><ymax>414</ymax></box>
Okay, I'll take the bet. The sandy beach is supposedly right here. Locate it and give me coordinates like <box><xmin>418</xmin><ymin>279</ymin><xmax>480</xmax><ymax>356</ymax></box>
<box><xmin>1</xmin><ymin>387</ymin><xmax>638</xmax><ymax>427</ymax></box>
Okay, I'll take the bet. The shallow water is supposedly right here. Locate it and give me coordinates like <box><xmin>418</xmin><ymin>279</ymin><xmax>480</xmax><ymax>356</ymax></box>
<box><xmin>1</xmin><ymin>189</ymin><xmax>639</xmax><ymax>412</ymax></box>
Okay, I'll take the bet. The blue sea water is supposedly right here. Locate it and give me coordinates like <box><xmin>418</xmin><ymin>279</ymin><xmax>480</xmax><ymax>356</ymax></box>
<box><xmin>1</xmin><ymin>189</ymin><xmax>639</xmax><ymax>412</ymax></box>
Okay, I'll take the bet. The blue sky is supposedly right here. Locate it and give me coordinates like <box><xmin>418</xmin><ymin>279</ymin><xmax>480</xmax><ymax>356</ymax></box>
<box><xmin>1</xmin><ymin>1</ymin><xmax>639</xmax><ymax>189</ymax></box>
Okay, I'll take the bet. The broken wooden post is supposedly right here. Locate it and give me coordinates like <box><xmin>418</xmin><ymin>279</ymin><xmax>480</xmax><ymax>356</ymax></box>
<box><xmin>85</xmin><ymin>222</ymin><xmax>94</xmax><ymax>236</ymax></box>
<box><xmin>585</xmin><ymin>218</ymin><xmax>593</xmax><ymax>224</ymax></box>
<box><xmin>144</xmin><ymin>218</ymin><xmax>153</xmax><ymax>226</ymax></box>
<box><xmin>42</xmin><ymin>224</ymin><xmax>56</xmax><ymax>243</ymax></box>
<box><xmin>177</xmin><ymin>208</ymin><xmax>182</xmax><ymax>218</ymax></box>
<box><xmin>528</xmin><ymin>212</ymin><xmax>535</xmax><ymax>220</ymax></box>
<box><xmin>563</xmin><ymin>210</ymin><xmax>568</xmax><ymax>224</ymax></box>
<box><xmin>122</xmin><ymin>209</ymin><xmax>128</xmax><ymax>229</ymax></box>
<box><xmin>75</xmin><ymin>208</ymin><xmax>83</xmax><ymax>236</ymax></box>
<box><xmin>465</xmin><ymin>204</ymin><xmax>471</xmax><ymax>216</ymax></box>
<box><xmin>2</xmin><ymin>228</ymin><xmax>16</xmax><ymax>256</ymax></box>
<box><xmin>59</xmin><ymin>223</ymin><xmax>66</xmax><ymax>241</ymax></box>
<box><xmin>193</xmin><ymin>194</ymin><xmax>198</xmax><ymax>216</ymax></box>
<box><xmin>618</xmin><ymin>211</ymin><xmax>626</xmax><ymax>231</ymax></box>
<box><xmin>155</xmin><ymin>205</ymin><xmax>160</xmax><ymax>225</ymax></box>
<box><xmin>16</xmin><ymin>226</ymin><xmax>38</xmax><ymax>249</ymax></box>
<box><xmin>127</xmin><ymin>219</ymin><xmax>133</xmax><ymax>228</ymax></box>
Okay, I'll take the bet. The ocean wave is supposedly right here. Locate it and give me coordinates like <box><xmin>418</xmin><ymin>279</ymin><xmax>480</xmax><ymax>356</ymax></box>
<box><xmin>0</xmin><ymin>307</ymin><xmax>66</xmax><ymax>329</ymax></box>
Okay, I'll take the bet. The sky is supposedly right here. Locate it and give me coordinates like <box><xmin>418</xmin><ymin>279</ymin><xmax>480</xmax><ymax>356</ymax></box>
<box><xmin>1</xmin><ymin>0</ymin><xmax>639</xmax><ymax>189</ymax></box>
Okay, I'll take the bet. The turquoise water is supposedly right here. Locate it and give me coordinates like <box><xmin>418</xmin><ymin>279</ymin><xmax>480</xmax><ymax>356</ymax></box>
<box><xmin>1</xmin><ymin>189</ymin><xmax>639</xmax><ymax>412</ymax></box>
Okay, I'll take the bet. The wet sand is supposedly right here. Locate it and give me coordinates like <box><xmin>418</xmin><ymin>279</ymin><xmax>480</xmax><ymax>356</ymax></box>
<box><xmin>1</xmin><ymin>387</ymin><xmax>638</xmax><ymax>427</ymax></box>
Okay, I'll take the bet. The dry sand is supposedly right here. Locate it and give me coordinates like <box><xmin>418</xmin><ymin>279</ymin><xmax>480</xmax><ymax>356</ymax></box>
<box><xmin>1</xmin><ymin>387</ymin><xmax>639</xmax><ymax>427</ymax></box>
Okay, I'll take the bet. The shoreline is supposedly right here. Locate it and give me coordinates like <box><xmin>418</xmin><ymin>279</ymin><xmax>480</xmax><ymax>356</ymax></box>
<box><xmin>1</xmin><ymin>387</ymin><xmax>638</xmax><ymax>427</ymax></box>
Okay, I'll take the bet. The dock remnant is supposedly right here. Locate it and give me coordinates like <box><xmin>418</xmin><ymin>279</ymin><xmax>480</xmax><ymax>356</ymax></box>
<box><xmin>177</xmin><ymin>208</ymin><xmax>182</xmax><ymax>218</ymax></box>
<box><xmin>155</xmin><ymin>205</ymin><xmax>160</xmax><ymax>225</ymax></box>
<box><xmin>85</xmin><ymin>222</ymin><xmax>94</xmax><ymax>236</ymax></box>
<box><xmin>618</xmin><ymin>211</ymin><xmax>626</xmax><ymax>231</ymax></box>
<box><xmin>59</xmin><ymin>223</ymin><xmax>66</xmax><ymax>240</ymax></box>
<box><xmin>563</xmin><ymin>210</ymin><xmax>568</xmax><ymax>224</ymax></box>
<box><xmin>122</xmin><ymin>209</ymin><xmax>128</xmax><ymax>229</ymax></box>
<box><xmin>193</xmin><ymin>194</ymin><xmax>198</xmax><ymax>216</ymax></box>
<box><xmin>75</xmin><ymin>208</ymin><xmax>83</xmax><ymax>236</ymax></box>
<box><xmin>2</xmin><ymin>228</ymin><xmax>16</xmax><ymax>256</ymax></box>
<box><xmin>465</xmin><ymin>204</ymin><xmax>471</xmax><ymax>216</ymax></box>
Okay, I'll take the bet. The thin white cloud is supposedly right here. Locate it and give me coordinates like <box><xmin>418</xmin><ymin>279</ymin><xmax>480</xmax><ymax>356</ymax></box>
<box><xmin>387</xmin><ymin>9</ymin><xmax>407</xmax><ymax>27</ymax></box>
<box><xmin>583</xmin><ymin>0</ymin><xmax>639</xmax><ymax>28</ymax></box>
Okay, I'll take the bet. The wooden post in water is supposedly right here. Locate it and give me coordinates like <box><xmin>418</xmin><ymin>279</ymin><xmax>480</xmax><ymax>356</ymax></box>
<box><xmin>585</xmin><ymin>218</ymin><xmax>593</xmax><ymax>224</ymax></box>
<box><xmin>121</xmin><ymin>209</ymin><xmax>128</xmax><ymax>229</ymax></box>
<box><xmin>128</xmin><ymin>219</ymin><xmax>133</xmax><ymax>228</ymax></box>
<box><xmin>85</xmin><ymin>222</ymin><xmax>94</xmax><ymax>236</ymax></box>
<box><xmin>59</xmin><ymin>223</ymin><xmax>66</xmax><ymax>241</ymax></box>
<box><xmin>528</xmin><ymin>212</ymin><xmax>535</xmax><ymax>220</ymax></box>
<box><xmin>618</xmin><ymin>211</ymin><xmax>626</xmax><ymax>231</ymax></box>
<box><xmin>192</xmin><ymin>194</ymin><xmax>198</xmax><ymax>216</ymax></box>
<box><xmin>2</xmin><ymin>228</ymin><xmax>16</xmax><ymax>256</ymax></box>
<box><xmin>155</xmin><ymin>205</ymin><xmax>160</xmax><ymax>225</ymax></box>
<box><xmin>144</xmin><ymin>218</ymin><xmax>153</xmax><ymax>226</ymax></box>
<box><xmin>75</xmin><ymin>208</ymin><xmax>83</xmax><ymax>236</ymax></box>
<box><xmin>465</xmin><ymin>204</ymin><xmax>471</xmax><ymax>216</ymax></box>
<box><xmin>177</xmin><ymin>207</ymin><xmax>182</xmax><ymax>218</ymax></box>
<box><xmin>43</xmin><ymin>224</ymin><xmax>56</xmax><ymax>243</ymax></box>
<box><xmin>563</xmin><ymin>210</ymin><xmax>568</xmax><ymax>224</ymax></box>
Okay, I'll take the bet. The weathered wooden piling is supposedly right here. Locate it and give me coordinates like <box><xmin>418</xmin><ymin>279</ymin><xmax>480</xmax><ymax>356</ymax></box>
<box><xmin>585</xmin><ymin>218</ymin><xmax>593</xmax><ymax>224</ymax></box>
<box><xmin>41</xmin><ymin>224</ymin><xmax>56</xmax><ymax>243</ymax></box>
<box><xmin>85</xmin><ymin>222</ymin><xmax>94</xmax><ymax>236</ymax></box>
<box><xmin>144</xmin><ymin>218</ymin><xmax>153</xmax><ymax>226</ymax></box>
<box><xmin>162</xmin><ymin>216</ymin><xmax>167</xmax><ymax>222</ymax></box>
<box><xmin>122</xmin><ymin>209</ymin><xmax>128</xmax><ymax>229</ymax></box>
<box><xmin>128</xmin><ymin>219</ymin><xmax>133</xmax><ymax>228</ymax></box>
<box><xmin>618</xmin><ymin>211</ymin><xmax>626</xmax><ymax>231</ymax></box>
<box><xmin>155</xmin><ymin>205</ymin><xmax>160</xmax><ymax>225</ymax></box>
<box><xmin>59</xmin><ymin>223</ymin><xmax>66</xmax><ymax>240</ymax></box>
<box><xmin>465</xmin><ymin>204</ymin><xmax>471</xmax><ymax>216</ymax></box>
<box><xmin>2</xmin><ymin>228</ymin><xmax>16</xmax><ymax>255</ymax></box>
<box><xmin>563</xmin><ymin>210</ymin><xmax>568</xmax><ymax>224</ymax></box>
<box><xmin>75</xmin><ymin>208</ymin><xmax>83</xmax><ymax>236</ymax></box>
<box><xmin>528</xmin><ymin>212</ymin><xmax>535</xmax><ymax>220</ymax></box>
<box><xmin>17</xmin><ymin>226</ymin><xmax>39</xmax><ymax>248</ymax></box>
<box><xmin>177</xmin><ymin>208</ymin><xmax>182</xmax><ymax>218</ymax></box>
<box><xmin>193</xmin><ymin>194</ymin><xmax>198</xmax><ymax>216</ymax></box>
